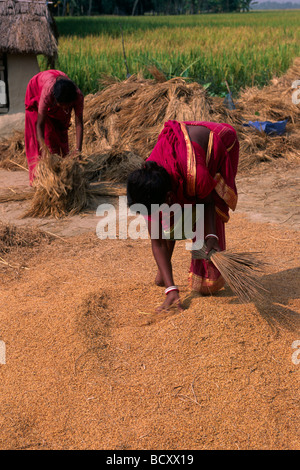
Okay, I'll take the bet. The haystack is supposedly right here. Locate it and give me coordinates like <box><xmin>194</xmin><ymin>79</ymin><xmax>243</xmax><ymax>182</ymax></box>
<box><xmin>214</xmin><ymin>58</ymin><xmax>300</xmax><ymax>170</ymax></box>
<box><xmin>81</xmin><ymin>73</ymin><xmax>213</xmax><ymax>161</ymax></box>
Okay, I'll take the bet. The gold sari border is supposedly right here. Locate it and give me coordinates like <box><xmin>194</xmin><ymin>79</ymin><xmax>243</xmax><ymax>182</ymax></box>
<box><xmin>227</xmin><ymin>138</ymin><xmax>237</xmax><ymax>153</ymax></box>
<box><xmin>214</xmin><ymin>173</ymin><xmax>237</xmax><ymax>211</ymax></box>
<box><xmin>215</xmin><ymin>206</ymin><xmax>230</xmax><ymax>223</ymax></box>
<box><xmin>179</xmin><ymin>122</ymin><xmax>196</xmax><ymax>198</ymax></box>
<box><xmin>206</xmin><ymin>131</ymin><xmax>213</xmax><ymax>167</ymax></box>
<box><xmin>188</xmin><ymin>272</ymin><xmax>225</xmax><ymax>293</ymax></box>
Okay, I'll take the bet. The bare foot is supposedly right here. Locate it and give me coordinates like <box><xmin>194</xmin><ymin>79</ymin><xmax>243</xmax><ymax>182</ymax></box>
<box><xmin>155</xmin><ymin>271</ymin><xmax>164</xmax><ymax>287</ymax></box>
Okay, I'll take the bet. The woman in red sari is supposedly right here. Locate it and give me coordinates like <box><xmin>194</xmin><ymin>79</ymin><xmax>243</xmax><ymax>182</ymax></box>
<box><xmin>127</xmin><ymin>120</ymin><xmax>239</xmax><ymax>312</ymax></box>
<box><xmin>25</xmin><ymin>70</ymin><xmax>84</xmax><ymax>184</ymax></box>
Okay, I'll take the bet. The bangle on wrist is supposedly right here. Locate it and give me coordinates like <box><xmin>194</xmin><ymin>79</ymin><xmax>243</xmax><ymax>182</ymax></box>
<box><xmin>205</xmin><ymin>234</ymin><xmax>219</xmax><ymax>241</ymax></box>
<box><xmin>165</xmin><ymin>286</ymin><xmax>179</xmax><ymax>295</ymax></box>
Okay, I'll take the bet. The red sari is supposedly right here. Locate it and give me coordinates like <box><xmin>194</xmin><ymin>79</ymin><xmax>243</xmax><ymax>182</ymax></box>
<box><xmin>25</xmin><ymin>70</ymin><xmax>84</xmax><ymax>184</ymax></box>
<box><xmin>147</xmin><ymin>120</ymin><xmax>239</xmax><ymax>294</ymax></box>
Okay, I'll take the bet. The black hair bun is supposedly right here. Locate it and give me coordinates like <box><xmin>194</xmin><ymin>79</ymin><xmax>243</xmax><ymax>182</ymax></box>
<box><xmin>143</xmin><ymin>161</ymin><xmax>159</xmax><ymax>172</ymax></box>
<box><xmin>127</xmin><ymin>161</ymin><xmax>172</xmax><ymax>213</ymax></box>
<box><xmin>53</xmin><ymin>78</ymin><xmax>78</xmax><ymax>104</ymax></box>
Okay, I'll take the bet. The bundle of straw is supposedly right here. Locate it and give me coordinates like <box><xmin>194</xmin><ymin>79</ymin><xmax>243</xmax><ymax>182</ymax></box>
<box><xmin>192</xmin><ymin>246</ymin><xmax>268</xmax><ymax>302</ymax></box>
<box><xmin>23</xmin><ymin>153</ymin><xmax>91</xmax><ymax>218</ymax></box>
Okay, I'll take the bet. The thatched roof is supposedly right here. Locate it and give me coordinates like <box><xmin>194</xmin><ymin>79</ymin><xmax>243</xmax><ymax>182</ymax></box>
<box><xmin>0</xmin><ymin>0</ymin><xmax>58</xmax><ymax>58</ymax></box>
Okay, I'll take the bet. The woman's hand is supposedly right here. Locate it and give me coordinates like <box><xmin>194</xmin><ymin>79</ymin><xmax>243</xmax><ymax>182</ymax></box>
<box><xmin>156</xmin><ymin>290</ymin><xmax>183</xmax><ymax>313</ymax></box>
<box><xmin>205</xmin><ymin>236</ymin><xmax>221</xmax><ymax>257</ymax></box>
<box><xmin>40</xmin><ymin>142</ymin><xmax>50</xmax><ymax>159</ymax></box>
<box><xmin>75</xmin><ymin>114</ymin><xmax>83</xmax><ymax>154</ymax></box>
<box><xmin>36</xmin><ymin>113</ymin><xmax>48</xmax><ymax>158</ymax></box>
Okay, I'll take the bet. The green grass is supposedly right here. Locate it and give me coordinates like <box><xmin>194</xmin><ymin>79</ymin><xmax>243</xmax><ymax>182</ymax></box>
<box><xmin>38</xmin><ymin>12</ymin><xmax>300</xmax><ymax>96</ymax></box>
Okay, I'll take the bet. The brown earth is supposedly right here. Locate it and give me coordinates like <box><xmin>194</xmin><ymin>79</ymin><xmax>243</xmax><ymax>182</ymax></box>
<box><xmin>0</xmin><ymin>161</ymin><xmax>299</xmax><ymax>450</ymax></box>
<box><xmin>0</xmin><ymin>113</ymin><xmax>25</xmax><ymax>140</ymax></box>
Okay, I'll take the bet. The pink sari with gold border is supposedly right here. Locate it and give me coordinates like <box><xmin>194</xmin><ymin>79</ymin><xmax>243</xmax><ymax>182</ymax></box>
<box><xmin>147</xmin><ymin>120</ymin><xmax>239</xmax><ymax>294</ymax></box>
<box><xmin>24</xmin><ymin>70</ymin><xmax>84</xmax><ymax>184</ymax></box>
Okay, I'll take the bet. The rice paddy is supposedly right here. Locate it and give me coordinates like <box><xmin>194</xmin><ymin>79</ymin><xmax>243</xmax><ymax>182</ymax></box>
<box><xmin>38</xmin><ymin>11</ymin><xmax>300</xmax><ymax>96</ymax></box>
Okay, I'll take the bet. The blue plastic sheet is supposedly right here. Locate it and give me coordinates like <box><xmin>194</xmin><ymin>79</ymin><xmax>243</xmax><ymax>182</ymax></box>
<box><xmin>223</xmin><ymin>93</ymin><xmax>236</xmax><ymax>110</ymax></box>
<box><xmin>243</xmin><ymin>119</ymin><xmax>288</xmax><ymax>135</ymax></box>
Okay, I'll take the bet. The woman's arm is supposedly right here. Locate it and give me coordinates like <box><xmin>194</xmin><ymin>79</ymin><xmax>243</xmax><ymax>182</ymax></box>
<box><xmin>151</xmin><ymin>238</ymin><xmax>175</xmax><ymax>288</ymax></box>
<box><xmin>75</xmin><ymin>113</ymin><xmax>83</xmax><ymax>152</ymax></box>
<box><xmin>148</xmin><ymin>217</ymin><xmax>183</xmax><ymax>312</ymax></box>
<box><xmin>199</xmin><ymin>192</ymin><xmax>221</xmax><ymax>254</ymax></box>
<box><xmin>151</xmin><ymin>238</ymin><xmax>183</xmax><ymax>312</ymax></box>
<box><xmin>36</xmin><ymin>113</ymin><xmax>48</xmax><ymax>156</ymax></box>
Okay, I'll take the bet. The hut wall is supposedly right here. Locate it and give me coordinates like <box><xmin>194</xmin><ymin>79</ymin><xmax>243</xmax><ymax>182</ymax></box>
<box><xmin>7</xmin><ymin>53</ymin><xmax>40</xmax><ymax>113</ymax></box>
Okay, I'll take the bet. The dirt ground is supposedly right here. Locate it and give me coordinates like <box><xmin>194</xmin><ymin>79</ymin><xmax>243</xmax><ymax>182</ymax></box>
<box><xmin>0</xmin><ymin>161</ymin><xmax>299</xmax><ymax>450</ymax></box>
<box><xmin>0</xmin><ymin>113</ymin><xmax>25</xmax><ymax>140</ymax></box>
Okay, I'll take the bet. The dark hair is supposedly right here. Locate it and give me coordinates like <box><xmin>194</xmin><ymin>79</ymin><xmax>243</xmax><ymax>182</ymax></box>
<box><xmin>127</xmin><ymin>161</ymin><xmax>172</xmax><ymax>214</ymax></box>
<box><xmin>53</xmin><ymin>78</ymin><xmax>77</xmax><ymax>104</ymax></box>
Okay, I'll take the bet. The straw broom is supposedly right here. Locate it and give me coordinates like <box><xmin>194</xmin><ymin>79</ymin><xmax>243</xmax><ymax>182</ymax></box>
<box><xmin>192</xmin><ymin>246</ymin><xmax>268</xmax><ymax>302</ymax></box>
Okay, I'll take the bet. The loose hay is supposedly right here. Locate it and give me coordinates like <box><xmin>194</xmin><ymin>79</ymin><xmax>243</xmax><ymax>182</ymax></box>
<box><xmin>0</xmin><ymin>189</ymin><xmax>33</xmax><ymax>204</ymax></box>
<box><xmin>0</xmin><ymin>222</ymin><xmax>52</xmax><ymax>254</ymax></box>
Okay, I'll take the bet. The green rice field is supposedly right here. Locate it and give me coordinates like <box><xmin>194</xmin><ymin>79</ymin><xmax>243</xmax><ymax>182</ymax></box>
<box><xmin>39</xmin><ymin>11</ymin><xmax>300</xmax><ymax>96</ymax></box>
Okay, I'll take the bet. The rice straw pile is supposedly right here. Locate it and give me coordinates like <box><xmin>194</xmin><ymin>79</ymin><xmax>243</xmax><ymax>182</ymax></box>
<box><xmin>192</xmin><ymin>247</ymin><xmax>268</xmax><ymax>303</ymax></box>
<box><xmin>78</xmin><ymin>59</ymin><xmax>300</xmax><ymax>175</ymax></box>
<box><xmin>23</xmin><ymin>153</ymin><xmax>91</xmax><ymax>218</ymax></box>
<box><xmin>213</xmin><ymin>58</ymin><xmax>300</xmax><ymax>170</ymax></box>
<box><xmin>80</xmin><ymin>72</ymin><xmax>212</xmax><ymax>162</ymax></box>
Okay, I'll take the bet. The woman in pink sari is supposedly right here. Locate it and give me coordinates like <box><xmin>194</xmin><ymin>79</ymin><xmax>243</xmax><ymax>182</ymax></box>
<box><xmin>127</xmin><ymin>120</ymin><xmax>239</xmax><ymax>312</ymax></box>
<box><xmin>25</xmin><ymin>70</ymin><xmax>84</xmax><ymax>184</ymax></box>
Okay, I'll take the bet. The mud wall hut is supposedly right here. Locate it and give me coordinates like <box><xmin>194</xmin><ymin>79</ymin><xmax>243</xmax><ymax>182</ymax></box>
<box><xmin>0</xmin><ymin>0</ymin><xmax>58</xmax><ymax>114</ymax></box>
